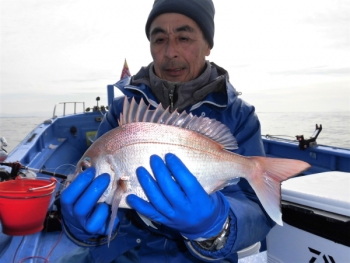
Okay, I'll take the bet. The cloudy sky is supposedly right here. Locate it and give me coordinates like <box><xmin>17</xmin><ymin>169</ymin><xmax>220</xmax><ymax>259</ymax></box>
<box><xmin>0</xmin><ymin>0</ymin><xmax>349</xmax><ymax>117</ymax></box>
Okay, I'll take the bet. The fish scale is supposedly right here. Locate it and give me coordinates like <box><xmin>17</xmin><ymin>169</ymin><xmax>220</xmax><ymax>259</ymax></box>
<box><xmin>102</xmin><ymin>122</ymin><xmax>236</xmax><ymax>205</ymax></box>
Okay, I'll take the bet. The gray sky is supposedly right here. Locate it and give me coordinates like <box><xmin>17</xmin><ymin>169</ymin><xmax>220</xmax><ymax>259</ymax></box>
<box><xmin>0</xmin><ymin>0</ymin><xmax>349</xmax><ymax>117</ymax></box>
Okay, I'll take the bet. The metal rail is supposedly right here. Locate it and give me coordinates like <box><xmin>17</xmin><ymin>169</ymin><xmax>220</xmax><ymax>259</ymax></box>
<box><xmin>52</xmin><ymin>102</ymin><xmax>85</xmax><ymax>118</ymax></box>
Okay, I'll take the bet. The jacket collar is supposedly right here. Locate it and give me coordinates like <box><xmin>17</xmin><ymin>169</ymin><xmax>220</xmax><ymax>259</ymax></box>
<box><xmin>114</xmin><ymin>62</ymin><xmax>239</xmax><ymax>111</ymax></box>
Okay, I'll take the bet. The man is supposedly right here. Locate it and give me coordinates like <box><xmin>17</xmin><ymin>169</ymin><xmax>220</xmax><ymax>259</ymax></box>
<box><xmin>60</xmin><ymin>0</ymin><xmax>274</xmax><ymax>262</ymax></box>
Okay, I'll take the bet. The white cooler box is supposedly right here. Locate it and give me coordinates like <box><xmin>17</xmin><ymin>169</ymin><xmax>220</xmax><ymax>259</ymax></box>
<box><xmin>267</xmin><ymin>171</ymin><xmax>350</xmax><ymax>263</ymax></box>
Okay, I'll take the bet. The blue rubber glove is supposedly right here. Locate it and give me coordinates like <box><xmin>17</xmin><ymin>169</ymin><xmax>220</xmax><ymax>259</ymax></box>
<box><xmin>60</xmin><ymin>167</ymin><xmax>119</xmax><ymax>242</ymax></box>
<box><xmin>127</xmin><ymin>153</ymin><xmax>230</xmax><ymax>240</ymax></box>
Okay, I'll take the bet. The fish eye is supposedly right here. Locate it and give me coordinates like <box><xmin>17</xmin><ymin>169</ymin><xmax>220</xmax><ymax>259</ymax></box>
<box><xmin>81</xmin><ymin>157</ymin><xmax>91</xmax><ymax>171</ymax></box>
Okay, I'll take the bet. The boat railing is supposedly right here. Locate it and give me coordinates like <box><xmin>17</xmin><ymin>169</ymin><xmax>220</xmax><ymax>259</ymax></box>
<box><xmin>53</xmin><ymin>102</ymin><xmax>85</xmax><ymax>118</ymax></box>
<box><xmin>263</xmin><ymin>134</ymin><xmax>297</xmax><ymax>143</ymax></box>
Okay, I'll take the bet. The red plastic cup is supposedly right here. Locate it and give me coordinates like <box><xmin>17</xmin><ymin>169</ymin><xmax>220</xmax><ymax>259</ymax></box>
<box><xmin>0</xmin><ymin>177</ymin><xmax>57</xmax><ymax>236</ymax></box>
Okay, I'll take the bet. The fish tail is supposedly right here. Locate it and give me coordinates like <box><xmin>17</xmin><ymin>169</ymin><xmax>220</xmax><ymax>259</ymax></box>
<box><xmin>107</xmin><ymin>180</ymin><xmax>126</xmax><ymax>247</ymax></box>
<box><xmin>247</xmin><ymin>157</ymin><xmax>310</xmax><ymax>225</ymax></box>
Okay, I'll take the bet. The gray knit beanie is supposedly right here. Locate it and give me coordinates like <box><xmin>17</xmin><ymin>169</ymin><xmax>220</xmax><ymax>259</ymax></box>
<box><xmin>145</xmin><ymin>0</ymin><xmax>215</xmax><ymax>48</ymax></box>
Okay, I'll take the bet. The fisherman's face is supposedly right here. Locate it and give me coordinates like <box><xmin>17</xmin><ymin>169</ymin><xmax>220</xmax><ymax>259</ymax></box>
<box><xmin>149</xmin><ymin>13</ymin><xmax>211</xmax><ymax>82</ymax></box>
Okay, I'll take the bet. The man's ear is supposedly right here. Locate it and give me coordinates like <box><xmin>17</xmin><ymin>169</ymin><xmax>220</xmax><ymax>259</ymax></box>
<box><xmin>206</xmin><ymin>48</ymin><xmax>211</xmax><ymax>56</ymax></box>
<box><xmin>205</xmin><ymin>45</ymin><xmax>211</xmax><ymax>56</ymax></box>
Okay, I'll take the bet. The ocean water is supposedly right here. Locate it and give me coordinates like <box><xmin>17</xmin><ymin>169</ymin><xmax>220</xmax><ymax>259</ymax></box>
<box><xmin>0</xmin><ymin>112</ymin><xmax>349</xmax><ymax>154</ymax></box>
<box><xmin>0</xmin><ymin>117</ymin><xmax>46</xmax><ymax>153</ymax></box>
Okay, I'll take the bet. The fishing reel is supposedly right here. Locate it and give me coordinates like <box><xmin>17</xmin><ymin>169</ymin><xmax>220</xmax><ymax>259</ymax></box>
<box><xmin>0</xmin><ymin>162</ymin><xmax>38</xmax><ymax>182</ymax></box>
<box><xmin>0</xmin><ymin>161</ymin><xmax>68</xmax><ymax>182</ymax></box>
<box><xmin>0</xmin><ymin>160</ymin><xmax>25</xmax><ymax>181</ymax></box>
<box><xmin>296</xmin><ymin>124</ymin><xmax>322</xmax><ymax>150</ymax></box>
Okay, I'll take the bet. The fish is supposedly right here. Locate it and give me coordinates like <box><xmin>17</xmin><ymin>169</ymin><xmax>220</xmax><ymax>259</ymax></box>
<box><xmin>71</xmin><ymin>96</ymin><xmax>310</xmax><ymax>245</ymax></box>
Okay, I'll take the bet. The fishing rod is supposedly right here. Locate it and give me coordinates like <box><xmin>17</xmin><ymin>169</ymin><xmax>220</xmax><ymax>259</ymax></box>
<box><xmin>0</xmin><ymin>161</ymin><xmax>68</xmax><ymax>180</ymax></box>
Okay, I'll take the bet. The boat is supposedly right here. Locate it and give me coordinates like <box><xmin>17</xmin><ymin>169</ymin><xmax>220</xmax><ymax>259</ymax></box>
<box><xmin>0</xmin><ymin>83</ymin><xmax>349</xmax><ymax>263</ymax></box>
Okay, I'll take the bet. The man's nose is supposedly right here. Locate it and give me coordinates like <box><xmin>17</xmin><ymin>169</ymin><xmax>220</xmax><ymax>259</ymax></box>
<box><xmin>164</xmin><ymin>40</ymin><xmax>179</xmax><ymax>59</ymax></box>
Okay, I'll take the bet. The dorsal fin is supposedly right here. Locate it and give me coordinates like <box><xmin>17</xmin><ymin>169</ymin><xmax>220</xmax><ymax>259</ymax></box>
<box><xmin>118</xmin><ymin>97</ymin><xmax>238</xmax><ymax>150</ymax></box>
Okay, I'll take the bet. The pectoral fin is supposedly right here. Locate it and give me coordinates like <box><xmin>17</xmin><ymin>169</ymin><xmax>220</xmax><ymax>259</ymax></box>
<box><xmin>107</xmin><ymin>179</ymin><xmax>127</xmax><ymax>247</ymax></box>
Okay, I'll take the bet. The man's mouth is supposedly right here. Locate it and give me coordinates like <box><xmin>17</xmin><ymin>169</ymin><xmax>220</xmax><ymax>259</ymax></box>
<box><xmin>166</xmin><ymin>67</ymin><xmax>183</xmax><ymax>71</ymax></box>
<box><xmin>165</xmin><ymin>67</ymin><xmax>185</xmax><ymax>75</ymax></box>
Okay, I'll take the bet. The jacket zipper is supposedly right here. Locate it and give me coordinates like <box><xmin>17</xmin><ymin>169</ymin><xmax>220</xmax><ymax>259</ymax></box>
<box><xmin>168</xmin><ymin>85</ymin><xmax>177</xmax><ymax>112</ymax></box>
